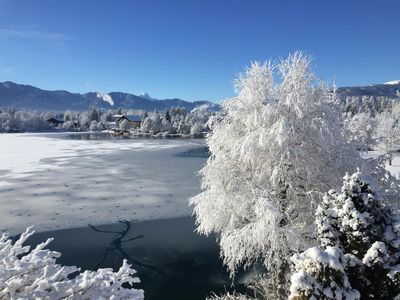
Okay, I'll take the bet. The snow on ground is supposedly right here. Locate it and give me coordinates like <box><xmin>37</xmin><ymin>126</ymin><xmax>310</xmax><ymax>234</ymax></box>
<box><xmin>0</xmin><ymin>133</ymin><xmax>206</xmax><ymax>234</ymax></box>
<box><xmin>362</xmin><ymin>150</ymin><xmax>400</xmax><ymax>179</ymax></box>
<box><xmin>0</xmin><ymin>133</ymin><xmax>185</xmax><ymax>180</ymax></box>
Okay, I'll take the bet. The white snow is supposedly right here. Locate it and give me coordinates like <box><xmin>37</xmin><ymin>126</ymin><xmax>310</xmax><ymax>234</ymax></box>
<box><xmin>139</xmin><ymin>93</ymin><xmax>154</xmax><ymax>100</ymax></box>
<box><xmin>0</xmin><ymin>227</ymin><xmax>144</xmax><ymax>299</ymax></box>
<box><xmin>96</xmin><ymin>92</ymin><xmax>114</xmax><ymax>106</ymax></box>
<box><xmin>384</xmin><ymin>80</ymin><xmax>400</xmax><ymax>85</ymax></box>
<box><xmin>0</xmin><ymin>133</ymin><xmax>206</xmax><ymax>234</ymax></box>
<box><xmin>362</xmin><ymin>241</ymin><xmax>388</xmax><ymax>266</ymax></box>
<box><xmin>0</xmin><ymin>133</ymin><xmax>179</xmax><ymax>179</ymax></box>
<box><xmin>362</xmin><ymin>150</ymin><xmax>400</xmax><ymax>179</ymax></box>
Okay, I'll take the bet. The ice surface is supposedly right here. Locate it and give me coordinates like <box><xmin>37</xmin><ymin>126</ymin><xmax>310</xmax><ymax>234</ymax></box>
<box><xmin>0</xmin><ymin>133</ymin><xmax>206</xmax><ymax>234</ymax></box>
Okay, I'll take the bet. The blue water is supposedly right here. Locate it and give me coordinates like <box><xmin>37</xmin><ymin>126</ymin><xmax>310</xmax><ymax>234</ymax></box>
<box><xmin>26</xmin><ymin>217</ymin><xmax>248</xmax><ymax>300</ymax></box>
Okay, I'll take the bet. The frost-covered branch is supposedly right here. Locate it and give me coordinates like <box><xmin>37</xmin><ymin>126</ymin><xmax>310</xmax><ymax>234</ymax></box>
<box><xmin>0</xmin><ymin>227</ymin><xmax>144</xmax><ymax>299</ymax></box>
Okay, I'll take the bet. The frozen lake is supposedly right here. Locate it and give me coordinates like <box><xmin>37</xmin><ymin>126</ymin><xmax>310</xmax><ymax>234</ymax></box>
<box><xmin>26</xmin><ymin>217</ymin><xmax>248</xmax><ymax>300</ymax></box>
<box><xmin>0</xmin><ymin>133</ymin><xmax>251</xmax><ymax>299</ymax></box>
<box><xmin>0</xmin><ymin>132</ymin><xmax>208</xmax><ymax>234</ymax></box>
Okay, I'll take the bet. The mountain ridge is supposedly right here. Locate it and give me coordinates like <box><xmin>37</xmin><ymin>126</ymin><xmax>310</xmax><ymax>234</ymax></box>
<box><xmin>336</xmin><ymin>81</ymin><xmax>400</xmax><ymax>99</ymax></box>
<box><xmin>0</xmin><ymin>80</ymin><xmax>399</xmax><ymax>112</ymax></box>
<box><xmin>0</xmin><ymin>81</ymin><xmax>216</xmax><ymax>112</ymax></box>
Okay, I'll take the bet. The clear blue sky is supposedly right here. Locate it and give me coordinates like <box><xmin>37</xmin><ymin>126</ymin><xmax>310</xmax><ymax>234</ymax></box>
<box><xmin>0</xmin><ymin>0</ymin><xmax>399</xmax><ymax>101</ymax></box>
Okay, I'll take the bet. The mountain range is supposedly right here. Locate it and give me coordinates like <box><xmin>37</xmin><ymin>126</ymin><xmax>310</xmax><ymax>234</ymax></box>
<box><xmin>0</xmin><ymin>81</ymin><xmax>216</xmax><ymax>112</ymax></box>
<box><xmin>336</xmin><ymin>80</ymin><xmax>400</xmax><ymax>99</ymax></box>
<box><xmin>0</xmin><ymin>80</ymin><xmax>399</xmax><ymax>112</ymax></box>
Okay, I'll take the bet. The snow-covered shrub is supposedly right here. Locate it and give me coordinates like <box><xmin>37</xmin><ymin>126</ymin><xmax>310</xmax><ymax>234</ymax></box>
<box><xmin>291</xmin><ymin>170</ymin><xmax>400</xmax><ymax>299</ymax></box>
<box><xmin>289</xmin><ymin>247</ymin><xmax>360</xmax><ymax>300</ymax></box>
<box><xmin>0</xmin><ymin>227</ymin><xmax>144</xmax><ymax>299</ymax></box>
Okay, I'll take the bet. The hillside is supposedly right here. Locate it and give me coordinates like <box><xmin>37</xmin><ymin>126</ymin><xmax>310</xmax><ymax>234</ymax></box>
<box><xmin>336</xmin><ymin>81</ymin><xmax>400</xmax><ymax>99</ymax></box>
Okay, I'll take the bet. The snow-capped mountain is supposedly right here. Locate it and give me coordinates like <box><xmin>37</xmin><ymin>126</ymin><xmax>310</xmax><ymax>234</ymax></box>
<box><xmin>336</xmin><ymin>81</ymin><xmax>400</xmax><ymax>99</ymax></box>
<box><xmin>0</xmin><ymin>81</ymin><xmax>217</xmax><ymax>111</ymax></box>
<box><xmin>0</xmin><ymin>80</ymin><xmax>398</xmax><ymax>112</ymax></box>
<box><xmin>384</xmin><ymin>80</ymin><xmax>400</xmax><ymax>85</ymax></box>
<box><xmin>95</xmin><ymin>92</ymin><xmax>114</xmax><ymax>106</ymax></box>
<box><xmin>138</xmin><ymin>93</ymin><xmax>154</xmax><ymax>100</ymax></box>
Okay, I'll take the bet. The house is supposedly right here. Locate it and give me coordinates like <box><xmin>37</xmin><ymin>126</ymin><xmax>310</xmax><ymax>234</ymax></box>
<box><xmin>114</xmin><ymin>114</ymin><xmax>142</xmax><ymax>129</ymax></box>
<box><xmin>46</xmin><ymin>117</ymin><xmax>63</xmax><ymax>127</ymax></box>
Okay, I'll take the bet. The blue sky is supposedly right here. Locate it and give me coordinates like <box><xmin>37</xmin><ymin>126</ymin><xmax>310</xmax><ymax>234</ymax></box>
<box><xmin>0</xmin><ymin>0</ymin><xmax>399</xmax><ymax>101</ymax></box>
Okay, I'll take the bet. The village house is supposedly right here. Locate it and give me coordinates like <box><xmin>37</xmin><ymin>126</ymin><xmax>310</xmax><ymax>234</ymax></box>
<box><xmin>45</xmin><ymin>117</ymin><xmax>64</xmax><ymax>127</ymax></box>
<box><xmin>114</xmin><ymin>114</ymin><xmax>142</xmax><ymax>129</ymax></box>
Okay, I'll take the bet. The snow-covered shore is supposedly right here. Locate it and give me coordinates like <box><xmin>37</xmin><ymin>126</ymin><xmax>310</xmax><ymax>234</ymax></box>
<box><xmin>0</xmin><ymin>133</ymin><xmax>206</xmax><ymax>234</ymax></box>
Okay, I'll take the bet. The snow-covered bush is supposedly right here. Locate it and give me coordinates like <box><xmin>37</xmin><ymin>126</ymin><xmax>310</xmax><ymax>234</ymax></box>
<box><xmin>289</xmin><ymin>247</ymin><xmax>360</xmax><ymax>300</ymax></box>
<box><xmin>0</xmin><ymin>227</ymin><xmax>144</xmax><ymax>299</ymax></box>
<box><xmin>291</xmin><ymin>170</ymin><xmax>400</xmax><ymax>299</ymax></box>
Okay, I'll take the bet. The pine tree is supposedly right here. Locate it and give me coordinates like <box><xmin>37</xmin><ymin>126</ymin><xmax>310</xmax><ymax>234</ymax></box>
<box><xmin>291</xmin><ymin>170</ymin><xmax>400</xmax><ymax>299</ymax></box>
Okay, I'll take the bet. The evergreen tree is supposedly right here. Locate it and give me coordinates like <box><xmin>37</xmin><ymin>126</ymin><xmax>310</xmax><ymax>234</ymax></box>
<box><xmin>291</xmin><ymin>171</ymin><xmax>400</xmax><ymax>299</ymax></box>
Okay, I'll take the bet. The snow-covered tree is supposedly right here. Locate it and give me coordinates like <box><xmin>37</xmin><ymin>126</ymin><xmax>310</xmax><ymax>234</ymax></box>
<box><xmin>88</xmin><ymin>106</ymin><xmax>101</xmax><ymax>122</ymax></box>
<box><xmin>79</xmin><ymin>111</ymin><xmax>91</xmax><ymax>129</ymax></box>
<box><xmin>291</xmin><ymin>171</ymin><xmax>400</xmax><ymax>299</ymax></box>
<box><xmin>62</xmin><ymin>120</ymin><xmax>75</xmax><ymax>131</ymax></box>
<box><xmin>140</xmin><ymin>113</ymin><xmax>162</xmax><ymax>133</ymax></box>
<box><xmin>289</xmin><ymin>246</ymin><xmax>360</xmax><ymax>300</ymax></box>
<box><xmin>0</xmin><ymin>227</ymin><xmax>144</xmax><ymax>299</ymax></box>
<box><xmin>63</xmin><ymin>110</ymin><xmax>75</xmax><ymax>122</ymax></box>
<box><xmin>0</xmin><ymin>110</ymin><xmax>53</xmax><ymax>132</ymax></box>
<box><xmin>190</xmin><ymin>122</ymin><xmax>203</xmax><ymax>136</ymax></box>
<box><xmin>375</xmin><ymin>111</ymin><xmax>400</xmax><ymax>165</ymax></box>
<box><xmin>89</xmin><ymin>120</ymin><xmax>98</xmax><ymax>131</ymax></box>
<box><xmin>190</xmin><ymin>52</ymin><xmax>392</xmax><ymax>297</ymax></box>
<box><xmin>343</xmin><ymin>113</ymin><xmax>376</xmax><ymax>152</ymax></box>
<box><xmin>119</xmin><ymin>119</ymin><xmax>131</xmax><ymax>131</ymax></box>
